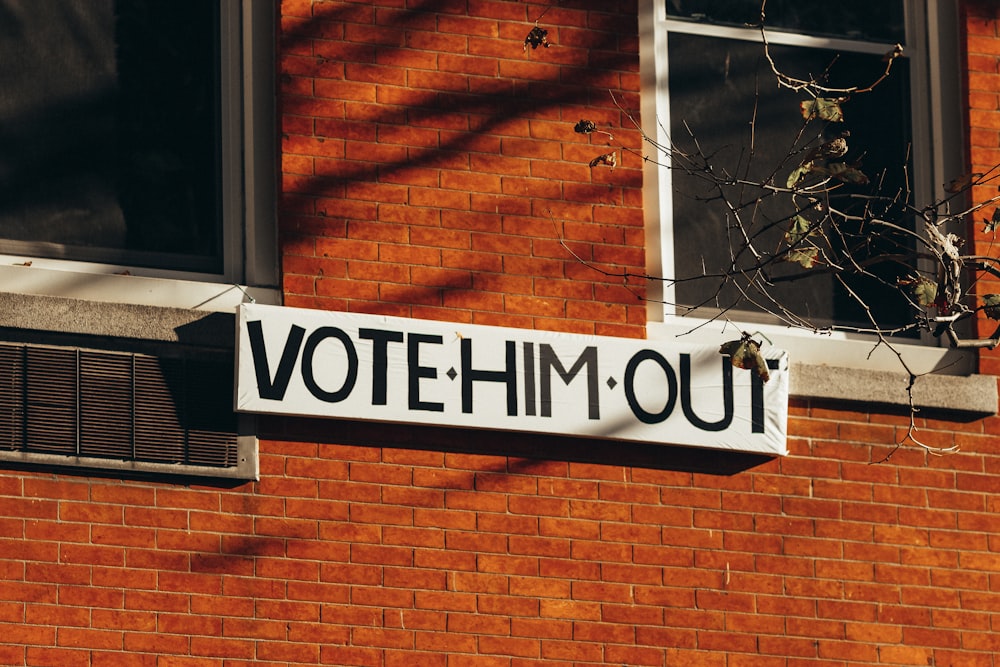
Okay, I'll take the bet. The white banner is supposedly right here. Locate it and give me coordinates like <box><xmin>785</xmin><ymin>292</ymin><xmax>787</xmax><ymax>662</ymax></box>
<box><xmin>235</xmin><ymin>304</ymin><xmax>788</xmax><ymax>455</ymax></box>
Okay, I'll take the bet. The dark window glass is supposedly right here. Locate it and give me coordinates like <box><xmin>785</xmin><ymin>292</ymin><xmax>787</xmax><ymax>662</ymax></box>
<box><xmin>0</xmin><ymin>0</ymin><xmax>222</xmax><ymax>272</ymax></box>
<box><xmin>668</xmin><ymin>32</ymin><xmax>915</xmax><ymax>332</ymax></box>
<box><xmin>666</xmin><ymin>0</ymin><xmax>906</xmax><ymax>44</ymax></box>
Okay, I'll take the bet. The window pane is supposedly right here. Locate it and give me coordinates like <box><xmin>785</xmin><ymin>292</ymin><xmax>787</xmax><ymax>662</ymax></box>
<box><xmin>666</xmin><ymin>0</ymin><xmax>906</xmax><ymax>44</ymax></box>
<box><xmin>668</xmin><ymin>33</ymin><xmax>915</xmax><ymax>333</ymax></box>
<box><xmin>0</xmin><ymin>0</ymin><xmax>223</xmax><ymax>272</ymax></box>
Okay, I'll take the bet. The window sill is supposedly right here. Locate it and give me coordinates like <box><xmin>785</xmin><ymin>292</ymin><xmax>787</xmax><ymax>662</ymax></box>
<box><xmin>647</xmin><ymin>321</ymin><xmax>996</xmax><ymax>417</ymax></box>
<box><xmin>0</xmin><ymin>441</ymin><xmax>258</xmax><ymax>482</ymax></box>
<box><xmin>0</xmin><ymin>290</ymin><xmax>246</xmax><ymax>348</ymax></box>
<box><xmin>790</xmin><ymin>362</ymin><xmax>998</xmax><ymax>417</ymax></box>
<box><xmin>0</xmin><ymin>261</ymin><xmax>279</xmax><ymax>313</ymax></box>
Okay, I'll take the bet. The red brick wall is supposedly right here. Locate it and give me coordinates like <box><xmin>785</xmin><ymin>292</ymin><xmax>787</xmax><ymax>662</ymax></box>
<box><xmin>966</xmin><ymin>0</ymin><xmax>1000</xmax><ymax>377</ymax></box>
<box><xmin>0</xmin><ymin>414</ymin><xmax>997</xmax><ymax>667</ymax></box>
<box><xmin>279</xmin><ymin>0</ymin><xmax>646</xmax><ymax>338</ymax></box>
<box><xmin>0</xmin><ymin>2</ymin><xmax>997</xmax><ymax>666</ymax></box>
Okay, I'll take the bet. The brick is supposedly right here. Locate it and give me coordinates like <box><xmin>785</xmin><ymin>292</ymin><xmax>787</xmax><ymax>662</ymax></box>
<box><xmin>693</xmin><ymin>509</ymin><xmax>754</xmax><ymax>531</ymax></box>
<box><xmin>476</xmin><ymin>551</ymin><xmax>539</xmax><ymax>577</ymax></box>
<box><xmin>190</xmin><ymin>637</ymin><xmax>254</xmax><ymax>659</ymax></box>
<box><xmin>125</xmin><ymin>507</ymin><xmax>188</xmax><ymax>529</ymax></box>
<box><xmin>56</xmin><ymin>627</ymin><xmax>123</xmax><ymax>650</ymax></box>
<box><xmin>26</xmin><ymin>604</ymin><xmax>88</xmax><ymax>627</ymax></box>
<box><xmin>24</xmin><ymin>648</ymin><xmax>90</xmax><ymax>667</ymax></box>
<box><xmin>507</xmin><ymin>535</ymin><xmax>570</xmax><ymax>558</ymax></box>
<box><xmin>320</xmin><ymin>645</ymin><xmax>383</xmax><ymax>667</ymax></box>
<box><xmin>24</xmin><ymin>521</ymin><xmax>87</xmax><ymax>544</ymax></box>
<box><xmin>510</xmin><ymin>556</ymin><xmax>582</xmax><ymax>590</ymax></box>
<box><xmin>256</xmin><ymin>640</ymin><xmax>321</xmax><ymax>663</ymax></box>
<box><xmin>382</xmin><ymin>526</ymin><xmax>445</xmax><ymax>548</ymax></box>
<box><xmin>450</xmin><ymin>572</ymin><xmax>508</xmax><ymax>595</ymax></box>
<box><xmin>878</xmin><ymin>645</ymin><xmax>934</xmax><ymax>664</ymax></box>
<box><xmin>23</xmin><ymin>479</ymin><xmax>89</xmax><ymax>501</ymax></box>
<box><xmin>24</xmin><ymin>563</ymin><xmax>90</xmax><ymax>592</ymax></box>
<box><xmin>604</xmin><ymin>644</ymin><xmax>668</xmax><ymax>667</ymax></box>
<box><xmin>0</xmin><ymin>646</ymin><xmax>22</xmax><ymax>666</ymax></box>
<box><xmin>157</xmin><ymin>572</ymin><xmax>223</xmax><ymax>596</ymax></box>
<box><xmin>477</xmin><ymin>513</ymin><xmax>539</xmax><ymax>536</ymax></box>
<box><xmin>121</xmin><ymin>633</ymin><xmax>188</xmax><ymax>655</ymax></box>
<box><xmin>90</xmin><ymin>525</ymin><xmax>156</xmax><ymax>549</ymax></box>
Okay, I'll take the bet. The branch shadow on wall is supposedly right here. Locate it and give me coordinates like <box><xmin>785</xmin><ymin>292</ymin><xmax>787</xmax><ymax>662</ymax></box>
<box><xmin>260</xmin><ymin>415</ymin><xmax>773</xmax><ymax>476</ymax></box>
<box><xmin>277</xmin><ymin>1</ymin><xmax>645</xmax><ymax>313</ymax></box>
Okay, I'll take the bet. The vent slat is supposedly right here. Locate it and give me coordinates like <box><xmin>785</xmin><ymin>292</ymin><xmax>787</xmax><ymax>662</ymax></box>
<box><xmin>182</xmin><ymin>357</ymin><xmax>238</xmax><ymax>467</ymax></box>
<box><xmin>0</xmin><ymin>346</ymin><xmax>23</xmax><ymax>450</ymax></box>
<box><xmin>24</xmin><ymin>347</ymin><xmax>77</xmax><ymax>454</ymax></box>
<box><xmin>134</xmin><ymin>356</ymin><xmax>186</xmax><ymax>464</ymax></box>
<box><xmin>80</xmin><ymin>352</ymin><xmax>133</xmax><ymax>459</ymax></box>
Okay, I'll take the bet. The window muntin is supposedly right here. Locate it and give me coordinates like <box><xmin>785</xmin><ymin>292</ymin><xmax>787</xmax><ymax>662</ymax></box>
<box><xmin>654</xmin><ymin>1</ymin><xmax>927</xmax><ymax>333</ymax></box>
<box><xmin>665</xmin><ymin>1</ymin><xmax>905</xmax><ymax>43</ymax></box>
<box><xmin>0</xmin><ymin>0</ymin><xmax>268</xmax><ymax>283</ymax></box>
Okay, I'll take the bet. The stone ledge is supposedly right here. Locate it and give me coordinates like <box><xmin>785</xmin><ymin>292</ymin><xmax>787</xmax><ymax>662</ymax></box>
<box><xmin>0</xmin><ymin>291</ymin><xmax>235</xmax><ymax>348</ymax></box>
<box><xmin>791</xmin><ymin>362</ymin><xmax>998</xmax><ymax>417</ymax></box>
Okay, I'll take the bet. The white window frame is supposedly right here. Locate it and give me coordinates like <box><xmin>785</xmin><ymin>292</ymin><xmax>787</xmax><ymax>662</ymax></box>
<box><xmin>0</xmin><ymin>0</ymin><xmax>279</xmax><ymax>313</ymax></box>
<box><xmin>639</xmin><ymin>0</ymin><xmax>972</xmax><ymax>375</ymax></box>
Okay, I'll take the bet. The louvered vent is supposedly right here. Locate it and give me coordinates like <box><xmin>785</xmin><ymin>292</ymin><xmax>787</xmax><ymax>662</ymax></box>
<box><xmin>0</xmin><ymin>342</ymin><xmax>238</xmax><ymax>469</ymax></box>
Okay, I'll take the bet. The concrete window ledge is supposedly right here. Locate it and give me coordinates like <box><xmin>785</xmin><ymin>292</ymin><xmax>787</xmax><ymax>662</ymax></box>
<box><xmin>0</xmin><ymin>291</ymin><xmax>238</xmax><ymax>349</ymax></box>
<box><xmin>791</xmin><ymin>362</ymin><xmax>999</xmax><ymax>417</ymax></box>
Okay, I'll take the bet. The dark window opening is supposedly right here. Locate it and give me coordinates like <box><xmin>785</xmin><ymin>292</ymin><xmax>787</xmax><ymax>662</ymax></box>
<box><xmin>0</xmin><ymin>0</ymin><xmax>223</xmax><ymax>272</ymax></box>
<box><xmin>667</xmin><ymin>32</ymin><xmax>915</xmax><ymax>333</ymax></box>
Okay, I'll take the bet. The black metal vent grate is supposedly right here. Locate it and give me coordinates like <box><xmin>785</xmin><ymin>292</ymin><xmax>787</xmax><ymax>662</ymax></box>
<box><xmin>0</xmin><ymin>342</ymin><xmax>238</xmax><ymax>468</ymax></box>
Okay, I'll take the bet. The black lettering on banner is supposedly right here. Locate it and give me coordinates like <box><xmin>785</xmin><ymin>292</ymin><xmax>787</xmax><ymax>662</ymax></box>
<box><xmin>523</xmin><ymin>342</ymin><xmax>536</xmax><ymax>417</ymax></box>
<box><xmin>247</xmin><ymin>320</ymin><xmax>305</xmax><ymax>401</ymax></box>
<box><xmin>751</xmin><ymin>359</ymin><xmax>781</xmax><ymax>433</ymax></box>
<box><xmin>301</xmin><ymin>327</ymin><xmax>358</xmax><ymax>402</ymax></box>
<box><xmin>624</xmin><ymin>349</ymin><xmax>677</xmax><ymax>424</ymax></box>
<box><xmin>539</xmin><ymin>345</ymin><xmax>600</xmax><ymax>420</ymax></box>
<box><xmin>359</xmin><ymin>328</ymin><xmax>404</xmax><ymax>405</ymax></box>
<box><xmin>461</xmin><ymin>339</ymin><xmax>517</xmax><ymax>416</ymax></box>
<box><xmin>680</xmin><ymin>354</ymin><xmax>733</xmax><ymax>432</ymax></box>
<box><xmin>408</xmin><ymin>333</ymin><xmax>444</xmax><ymax>412</ymax></box>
